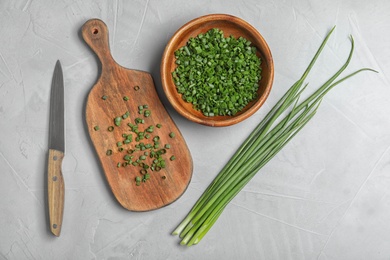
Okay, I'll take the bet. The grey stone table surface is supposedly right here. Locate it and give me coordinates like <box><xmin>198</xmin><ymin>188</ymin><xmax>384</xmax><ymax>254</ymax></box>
<box><xmin>1</xmin><ymin>0</ymin><xmax>389</xmax><ymax>259</ymax></box>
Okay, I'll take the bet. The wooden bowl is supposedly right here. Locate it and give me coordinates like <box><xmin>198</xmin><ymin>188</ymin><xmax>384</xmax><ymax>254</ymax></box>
<box><xmin>161</xmin><ymin>14</ymin><xmax>274</xmax><ymax>127</ymax></box>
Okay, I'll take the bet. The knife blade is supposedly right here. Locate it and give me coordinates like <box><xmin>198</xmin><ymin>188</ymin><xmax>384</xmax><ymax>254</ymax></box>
<box><xmin>47</xmin><ymin>60</ymin><xmax>65</xmax><ymax>237</ymax></box>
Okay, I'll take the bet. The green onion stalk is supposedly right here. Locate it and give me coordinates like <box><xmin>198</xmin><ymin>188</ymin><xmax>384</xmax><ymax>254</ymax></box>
<box><xmin>172</xmin><ymin>26</ymin><xmax>377</xmax><ymax>246</ymax></box>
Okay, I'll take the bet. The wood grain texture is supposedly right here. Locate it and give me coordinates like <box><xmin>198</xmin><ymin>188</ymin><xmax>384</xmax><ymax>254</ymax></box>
<box><xmin>161</xmin><ymin>14</ymin><xmax>274</xmax><ymax>127</ymax></box>
<box><xmin>81</xmin><ymin>19</ymin><xmax>193</xmax><ymax>211</ymax></box>
<box><xmin>47</xmin><ymin>149</ymin><xmax>65</xmax><ymax>236</ymax></box>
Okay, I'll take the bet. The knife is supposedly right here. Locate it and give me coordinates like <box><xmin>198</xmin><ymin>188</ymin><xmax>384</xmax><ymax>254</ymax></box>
<box><xmin>47</xmin><ymin>60</ymin><xmax>65</xmax><ymax>237</ymax></box>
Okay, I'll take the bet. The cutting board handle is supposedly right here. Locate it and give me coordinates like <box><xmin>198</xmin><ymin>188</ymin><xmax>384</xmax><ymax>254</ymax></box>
<box><xmin>82</xmin><ymin>19</ymin><xmax>115</xmax><ymax>72</ymax></box>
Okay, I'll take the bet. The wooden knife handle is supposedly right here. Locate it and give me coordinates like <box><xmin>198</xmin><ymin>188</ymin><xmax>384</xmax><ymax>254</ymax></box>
<box><xmin>48</xmin><ymin>149</ymin><xmax>65</xmax><ymax>236</ymax></box>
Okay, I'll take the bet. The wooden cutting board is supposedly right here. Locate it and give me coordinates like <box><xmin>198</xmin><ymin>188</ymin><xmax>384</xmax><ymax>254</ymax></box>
<box><xmin>81</xmin><ymin>19</ymin><xmax>193</xmax><ymax>211</ymax></box>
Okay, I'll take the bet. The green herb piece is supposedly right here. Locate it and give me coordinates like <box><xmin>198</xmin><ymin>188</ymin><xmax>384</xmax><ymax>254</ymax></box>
<box><xmin>127</xmin><ymin>122</ymin><xmax>136</xmax><ymax>129</ymax></box>
<box><xmin>146</xmin><ymin>126</ymin><xmax>154</xmax><ymax>133</ymax></box>
<box><xmin>165</xmin><ymin>144</ymin><xmax>171</xmax><ymax>149</ymax></box>
<box><xmin>160</xmin><ymin>160</ymin><xmax>166</xmax><ymax>168</ymax></box>
<box><xmin>114</xmin><ymin>117</ymin><xmax>122</xmax><ymax>126</ymax></box>
<box><xmin>169</xmin><ymin>132</ymin><xmax>175</xmax><ymax>138</ymax></box>
<box><xmin>102</xmin><ymin>95</ymin><xmax>108</xmax><ymax>100</ymax></box>
<box><xmin>106</xmin><ymin>149</ymin><xmax>112</xmax><ymax>156</ymax></box>
<box><xmin>123</xmin><ymin>96</ymin><xmax>129</xmax><ymax>101</ymax></box>
<box><xmin>122</xmin><ymin>111</ymin><xmax>129</xmax><ymax>119</ymax></box>
<box><xmin>144</xmin><ymin>110</ymin><xmax>151</xmax><ymax>117</ymax></box>
<box><xmin>172</xmin><ymin>27</ymin><xmax>378</xmax><ymax>246</ymax></box>
<box><xmin>143</xmin><ymin>173</ymin><xmax>150</xmax><ymax>182</ymax></box>
<box><xmin>117</xmin><ymin>141</ymin><xmax>123</xmax><ymax>147</ymax></box>
<box><xmin>117</xmin><ymin>163</ymin><xmax>121</xmax><ymax>168</ymax></box>
<box><xmin>94</xmin><ymin>126</ymin><xmax>99</xmax><ymax>131</ymax></box>
<box><xmin>170</xmin><ymin>155</ymin><xmax>176</xmax><ymax>161</ymax></box>
<box><xmin>135</xmin><ymin>118</ymin><xmax>144</xmax><ymax>124</ymax></box>
<box><xmin>158</xmin><ymin>149</ymin><xmax>167</xmax><ymax>155</ymax></box>
<box><xmin>156</xmin><ymin>123</ymin><xmax>162</xmax><ymax>128</ymax></box>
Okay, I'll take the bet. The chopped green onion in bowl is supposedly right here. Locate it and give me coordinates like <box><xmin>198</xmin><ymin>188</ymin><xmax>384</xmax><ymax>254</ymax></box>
<box><xmin>161</xmin><ymin>14</ymin><xmax>274</xmax><ymax>127</ymax></box>
<box><xmin>172</xmin><ymin>28</ymin><xmax>262</xmax><ymax>117</ymax></box>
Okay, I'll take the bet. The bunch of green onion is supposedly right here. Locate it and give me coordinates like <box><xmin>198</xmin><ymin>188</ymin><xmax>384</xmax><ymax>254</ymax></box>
<box><xmin>172</xmin><ymin>27</ymin><xmax>376</xmax><ymax>246</ymax></box>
